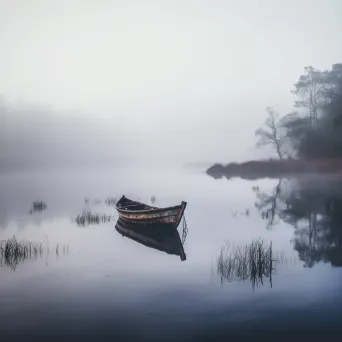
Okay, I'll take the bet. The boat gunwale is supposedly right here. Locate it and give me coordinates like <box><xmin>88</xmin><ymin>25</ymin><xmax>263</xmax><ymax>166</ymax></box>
<box><xmin>116</xmin><ymin>204</ymin><xmax>183</xmax><ymax>214</ymax></box>
<box><xmin>115</xmin><ymin>196</ymin><xmax>184</xmax><ymax>215</ymax></box>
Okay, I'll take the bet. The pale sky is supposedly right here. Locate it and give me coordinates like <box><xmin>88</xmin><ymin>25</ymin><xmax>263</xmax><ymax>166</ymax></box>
<box><xmin>1</xmin><ymin>0</ymin><xmax>342</xmax><ymax>166</ymax></box>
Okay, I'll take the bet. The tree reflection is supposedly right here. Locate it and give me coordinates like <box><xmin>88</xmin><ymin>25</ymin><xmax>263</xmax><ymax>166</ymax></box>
<box><xmin>324</xmin><ymin>197</ymin><xmax>342</xmax><ymax>266</ymax></box>
<box><xmin>254</xmin><ymin>179</ymin><xmax>284</xmax><ymax>230</ymax></box>
<box><xmin>254</xmin><ymin>177</ymin><xmax>342</xmax><ymax>267</ymax></box>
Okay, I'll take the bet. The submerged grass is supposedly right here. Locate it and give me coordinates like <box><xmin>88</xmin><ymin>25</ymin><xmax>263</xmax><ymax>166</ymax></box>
<box><xmin>0</xmin><ymin>236</ymin><xmax>68</xmax><ymax>270</ymax></box>
<box><xmin>217</xmin><ymin>239</ymin><xmax>277</xmax><ymax>290</ymax></box>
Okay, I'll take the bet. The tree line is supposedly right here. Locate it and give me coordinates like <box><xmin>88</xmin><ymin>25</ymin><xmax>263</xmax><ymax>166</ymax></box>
<box><xmin>256</xmin><ymin>63</ymin><xmax>342</xmax><ymax>160</ymax></box>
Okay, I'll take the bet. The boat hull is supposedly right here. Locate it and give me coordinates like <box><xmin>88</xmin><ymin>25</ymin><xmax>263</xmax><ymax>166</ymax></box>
<box><xmin>118</xmin><ymin>207</ymin><xmax>182</xmax><ymax>224</ymax></box>
<box><xmin>116</xmin><ymin>196</ymin><xmax>187</xmax><ymax>228</ymax></box>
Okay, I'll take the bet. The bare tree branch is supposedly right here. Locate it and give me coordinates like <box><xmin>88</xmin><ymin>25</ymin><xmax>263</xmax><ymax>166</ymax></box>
<box><xmin>255</xmin><ymin>107</ymin><xmax>286</xmax><ymax>160</ymax></box>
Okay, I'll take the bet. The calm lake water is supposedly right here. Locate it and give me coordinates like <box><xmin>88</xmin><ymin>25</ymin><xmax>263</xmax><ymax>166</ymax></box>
<box><xmin>1</xmin><ymin>166</ymin><xmax>342</xmax><ymax>341</ymax></box>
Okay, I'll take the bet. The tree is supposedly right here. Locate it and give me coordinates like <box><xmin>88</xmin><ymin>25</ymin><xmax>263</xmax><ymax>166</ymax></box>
<box><xmin>282</xmin><ymin>63</ymin><xmax>342</xmax><ymax>159</ymax></box>
<box><xmin>255</xmin><ymin>107</ymin><xmax>286</xmax><ymax>160</ymax></box>
<box><xmin>292</xmin><ymin>66</ymin><xmax>326</xmax><ymax>129</ymax></box>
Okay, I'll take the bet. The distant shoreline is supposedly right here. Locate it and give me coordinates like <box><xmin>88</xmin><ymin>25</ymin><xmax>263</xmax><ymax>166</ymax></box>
<box><xmin>206</xmin><ymin>158</ymin><xmax>342</xmax><ymax>180</ymax></box>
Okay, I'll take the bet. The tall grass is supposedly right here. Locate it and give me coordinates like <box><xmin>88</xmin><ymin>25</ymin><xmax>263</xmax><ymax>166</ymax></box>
<box><xmin>217</xmin><ymin>239</ymin><xmax>277</xmax><ymax>290</ymax></box>
<box><xmin>0</xmin><ymin>236</ymin><xmax>68</xmax><ymax>270</ymax></box>
<box><xmin>29</xmin><ymin>201</ymin><xmax>47</xmax><ymax>214</ymax></box>
<box><xmin>75</xmin><ymin>210</ymin><xmax>112</xmax><ymax>226</ymax></box>
<box><xmin>105</xmin><ymin>197</ymin><xmax>117</xmax><ymax>207</ymax></box>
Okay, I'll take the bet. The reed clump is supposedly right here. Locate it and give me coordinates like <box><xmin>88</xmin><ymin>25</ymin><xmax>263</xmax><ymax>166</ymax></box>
<box><xmin>0</xmin><ymin>237</ymin><xmax>44</xmax><ymax>270</ymax></box>
<box><xmin>0</xmin><ymin>236</ymin><xmax>68</xmax><ymax>270</ymax></box>
<box><xmin>29</xmin><ymin>201</ymin><xmax>47</xmax><ymax>214</ymax></box>
<box><xmin>217</xmin><ymin>239</ymin><xmax>277</xmax><ymax>290</ymax></box>
<box><xmin>105</xmin><ymin>197</ymin><xmax>117</xmax><ymax>207</ymax></box>
<box><xmin>75</xmin><ymin>210</ymin><xmax>112</xmax><ymax>226</ymax></box>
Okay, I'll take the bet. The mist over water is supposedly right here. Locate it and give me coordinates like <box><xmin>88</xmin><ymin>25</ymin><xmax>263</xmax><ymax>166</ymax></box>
<box><xmin>0</xmin><ymin>100</ymin><xmax>234</xmax><ymax>172</ymax></box>
<box><xmin>0</xmin><ymin>102</ymin><xmax>125</xmax><ymax>172</ymax></box>
<box><xmin>1</xmin><ymin>166</ymin><xmax>342</xmax><ymax>341</ymax></box>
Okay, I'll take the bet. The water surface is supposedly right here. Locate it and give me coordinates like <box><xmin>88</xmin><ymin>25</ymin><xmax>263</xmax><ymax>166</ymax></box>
<box><xmin>1</xmin><ymin>167</ymin><xmax>342</xmax><ymax>341</ymax></box>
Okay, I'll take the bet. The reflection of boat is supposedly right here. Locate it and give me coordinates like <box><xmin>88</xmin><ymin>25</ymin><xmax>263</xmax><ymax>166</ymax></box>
<box><xmin>115</xmin><ymin>218</ymin><xmax>186</xmax><ymax>261</ymax></box>
<box><xmin>116</xmin><ymin>196</ymin><xmax>187</xmax><ymax>228</ymax></box>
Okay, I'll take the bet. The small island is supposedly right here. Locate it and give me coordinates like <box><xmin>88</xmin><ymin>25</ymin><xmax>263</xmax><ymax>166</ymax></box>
<box><xmin>207</xmin><ymin>63</ymin><xmax>342</xmax><ymax>180</ymax></box>
<box><xmin>207</xmin><ymin>158</ymin><xmax>342</xmax><ymax>180</ymax></box>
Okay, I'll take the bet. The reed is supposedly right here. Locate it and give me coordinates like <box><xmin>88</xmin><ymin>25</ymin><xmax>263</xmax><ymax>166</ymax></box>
<box><xmin>0</xmin><ymin>236</ymin><xmax>68</xmax><ymax>270</ymax></box>
<box><xmin>217</xmin><ymin>239</ymin><xmax>277</xmax><ymax>290</ymax></box>
<box><xmin>75</xmin><ymin>210</ymin><xmax>112</xmax><ymax>226</ymax></box>
<box><xmin>29</xmin><ymin>201</ymin><xmax>47</xmax><ymax>214</ymax></box>
<box><xmin>105</xmin><ymin>197</ymin><xmax>117</xmax><ymax>207</ymax></box>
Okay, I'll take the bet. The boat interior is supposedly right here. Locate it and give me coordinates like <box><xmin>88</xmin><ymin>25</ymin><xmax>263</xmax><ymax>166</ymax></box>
<box><xmin>117</xmin><ymin>197</ymin><xmax>155</xmax><ymax>211</ymax></box>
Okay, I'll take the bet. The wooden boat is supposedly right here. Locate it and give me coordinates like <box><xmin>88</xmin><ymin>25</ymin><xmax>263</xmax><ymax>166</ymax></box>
<box><xmin>116</xmin><ymin>195</ymin><xmax>187</xmax><ymax>228</ymax></box>
<box><xmin>115</xmin><ymin>218</ymin><xmax>186</xmax><ymax>261</ymax></box>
